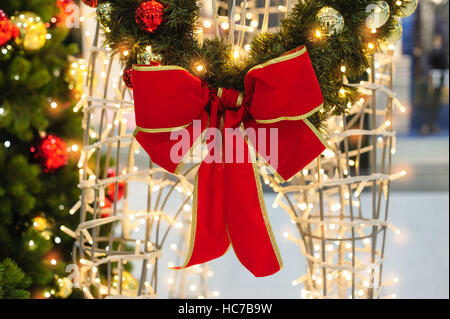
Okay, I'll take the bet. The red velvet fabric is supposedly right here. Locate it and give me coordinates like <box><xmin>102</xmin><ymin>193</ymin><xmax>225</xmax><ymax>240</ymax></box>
<box><xmin>132</xmin><ymin>47</ymin><xmax>326</xmax><ymax>277</ymax></box>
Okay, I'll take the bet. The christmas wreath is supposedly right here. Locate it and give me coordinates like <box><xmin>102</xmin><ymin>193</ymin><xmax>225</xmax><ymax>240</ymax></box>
<box><xmin>95</xmin><ymin>0</ymin><xmax>415</xmax><ymax>128</ymax></box>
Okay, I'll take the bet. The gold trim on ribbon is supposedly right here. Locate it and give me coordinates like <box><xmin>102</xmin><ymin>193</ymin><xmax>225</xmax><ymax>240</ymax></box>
<box><xmin>217</xmin><ymin>87</ymin><xmax>224</xmax><ymax>98</ymax></box>
<box><xmin>176</xmin><ymin>172</ymin><xmax>199</xmax><ymax>268</ymax></box>
<box><xmin>303</xmin><ymin>118</ymin><xmax>331</xmax><ymax>149</ymax></box>
<box><xmin>254</xmin><ymin>103</ymin><xmax>324</xmax><ymax>124</ymax></box>
<box><xmin>173</xmin><ymin>123</ymin><xmax>209</xmax><ymax>175</ymax></box>
<box><xmin>217</xmin><ymin>88</ymin><xmax>244</xmax><ymax>108</ymax></box>
<box><xmin>236</xmin><ymin>92</ymin><xmax>244</xmax><ymax>107</ymax></box>
<box><xmin>174</xmin><ymin>165</ymin><xmax>232</xmax><ymax>269</ymax></box>
<box><xmin>132</xmin><ymin>65</ymin><xmax>186</xmax><ymax>72</ymax></box>
<box><xmin>134</xmin><ymin>124</ymin><xmax>191</xmax><ymax>135</ymax></box>
<box><xmin>247</xmin><ymin>142</ymin><xmax>284</xmax><ymax>270</ymax></box>
<box><xmin>248</xmin><ymin>46</ymin><xmax>307</xmax><ymax>73</ymax></box>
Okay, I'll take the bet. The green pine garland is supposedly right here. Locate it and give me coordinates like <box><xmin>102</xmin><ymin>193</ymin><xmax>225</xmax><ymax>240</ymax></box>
<box><xmin>101</xmin><ymin>0</ymin><xmax>412</xmax><ymax>128</ymax></box>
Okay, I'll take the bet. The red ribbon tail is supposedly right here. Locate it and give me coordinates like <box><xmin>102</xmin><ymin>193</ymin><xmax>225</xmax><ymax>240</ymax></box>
<box><xmin>224</xmin><ymin>160</ymin><xmax>283</xmax><ymax>277</ymax></box>
<box><xmin>172</xmin><ymin>162</ymin><xmax>230</xmax><ymax>270</ymax></box>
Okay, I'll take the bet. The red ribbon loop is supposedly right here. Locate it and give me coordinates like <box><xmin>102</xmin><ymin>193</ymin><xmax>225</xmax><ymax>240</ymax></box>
<box><xmin>132</xmin><ymin>46</ymin><xmax>328</xmax><ymax>277</ymax></box>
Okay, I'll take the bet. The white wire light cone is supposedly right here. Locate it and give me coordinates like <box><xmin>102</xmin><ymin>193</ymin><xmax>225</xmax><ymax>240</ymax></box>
<box><xmin>265</xmin><ymin>52</ymin><xmax>405</xmax><ymax>299</ymax></box>
<box><xmin>68</xmin><ymin>12</ymin><xmax>213</xmax><ymax>299</ymax></box>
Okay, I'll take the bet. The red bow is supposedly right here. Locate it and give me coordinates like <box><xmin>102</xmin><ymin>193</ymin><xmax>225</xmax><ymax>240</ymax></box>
<box><xmin>132</xmin><ymin>46</ymin><xmax>327</xmax><ymax>277</ymax></box>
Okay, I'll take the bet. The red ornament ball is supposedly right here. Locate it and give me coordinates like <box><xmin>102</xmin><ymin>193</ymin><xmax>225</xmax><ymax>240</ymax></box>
<box><xmin>135</xmin><ymin>1</ymin><xmax>164</xmax><ymax>33</ymax></box>
<box><xmin>55</xmin><ymin>0</ymin><xmax>76</xmax><ymax>27</ymax></box>
<box><xmin>0</xmin><ymin>9</ymin><xmax>19</xmax><ymax>46</ymax></box>
<box><xmin>0</xmin><ymin>9</ymin><xmax>8</xmax><ymax>21</ymax></box>
<box><xmin>35</xmin><ymin>135</ymin><xmax>69</xmax><ymax>172</ymax></box>
<box><xmin>101</xmin><ymin>169</ymin><xmax>126</xmax><ymax>216</ymax></box>
<box><xmin>122</xmin><ymin>66</ymin><xmax>133</xmax><ymax>89</ymax></box>
<box><xmin>82</xmin><ymin>0</ymin><xmax>98</xmax><ymax>8</ymax></box>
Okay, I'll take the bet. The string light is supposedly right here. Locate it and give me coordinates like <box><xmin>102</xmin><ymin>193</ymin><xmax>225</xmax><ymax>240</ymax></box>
<box><xmin>221</xmin><ymin>21</ymin><xmax>229</xmax><ymax>30</ymax></box>
<box><xmin>189</xmin><ymin>284</ymin><xmax>197</xmax><ymax>291</ymax></box>
<box><xmin>315</xmin><ymin>29</ymin><xmax>322</xmax><ymax>38</ymax></box>
<box><xmin>203</xmin><ymin>20</ymin><xmax>211</xmax><ymax>28</ymax></box>
<box><xmin>233</xmin><ymin>48</ymin><xmax>240</xmax><ymax>59</ymax></box>
<box><xmin>195</xmin><ymin>64</ymin><xmax>204</xmax><ymax>72</ymax></box>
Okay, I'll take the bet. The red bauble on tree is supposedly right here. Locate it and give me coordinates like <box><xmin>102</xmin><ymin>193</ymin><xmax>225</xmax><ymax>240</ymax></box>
<box><xmin>101</xmin><ymin>169</ymin><xmax>126</xmax><ymax>217</ymax></box>
<box><xmin>55</xmin><ymin>0</ymin><xmax>76</xmax><ymax>27</ymax></box>
<box><xmin>122</xmin><ymin>66</ymin><xmax>133</xmax><ymax>89</ymax></box>
<box><xmin>0</xmin><ymin>9</ymin><xmax>19</xmax><ymax>47</ymax></box>
<box><xmin>33</xmin><ymin>134</ymin><xmax>69</xmax><ymax>173</ymax></box>
<box><xmin>0</xmin><ymin>9</ymin><xmax>8</xmax><ymax>21</ymax></box>
<box><xmin>81</xmin><ymin>0</ymin><xmax>98</xmax><ymax>8</ymax></box>
<box><xmin>135</xmin><ymin>1</ymin><xmax>164</xmax><ymax>33</ymax></box>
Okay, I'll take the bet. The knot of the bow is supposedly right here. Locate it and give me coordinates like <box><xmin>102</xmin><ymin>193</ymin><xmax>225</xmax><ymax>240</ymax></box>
<box><xmin>216</xmin><ymin>87</ymin><xmax>243</xmax><ymax>111</ymax></box>
<box><xmin>208</xmin><ymin>87</ymin><xmax>246</xmax><ymax>129</ymax></box>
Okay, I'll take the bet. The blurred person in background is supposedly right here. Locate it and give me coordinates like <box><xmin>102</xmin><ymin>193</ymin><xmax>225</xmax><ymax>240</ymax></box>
<box><xmin>421</xmin><ymin>33</ymin><xmax>449</xmax><ymax>135</ymax></box>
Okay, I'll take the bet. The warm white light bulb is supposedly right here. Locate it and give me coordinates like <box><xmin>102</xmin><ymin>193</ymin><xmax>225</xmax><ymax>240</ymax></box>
<box><xmin>203</xmin><ymin>20</ymin><xmax>212</xmax><ymax>28</ymax></box>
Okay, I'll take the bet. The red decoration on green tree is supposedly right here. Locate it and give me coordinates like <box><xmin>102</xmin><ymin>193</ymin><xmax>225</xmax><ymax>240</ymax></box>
<box><xmin>0</xmin><ymin>9</ymin><xmax>19</xmax><ymax>46</ymax></box>
<box><xmin>55</xmin><ymin>0</ymin><xmax>76</xmax><ymax>27</ymax></box>
<box><xmin>82</xmin><ymin>0</ymin><xmax>98</xmax><ymax>8</ymax></box>
<box><xmin>101</xmin><ymin>169</ymin><xmax>126</xmax><ymax>217</ymax></box>
<box><xmin>122</xmin><ymin>66</ymin><xmax>133</xmax><ymax>88</ymax></box>
<box><xmin>135</xmin><ymin>1</ymin><xmax>164</xmax><ymax>33</ymax></box>
<box><xmin>34</xmin><ymin>134</ymin><xmax>69</xmax><ymax>173</ymax></box>
<box><xmin>0</xmin><ymin>9</ymin><xmax>7</xmax><ymax>21</ymax></box>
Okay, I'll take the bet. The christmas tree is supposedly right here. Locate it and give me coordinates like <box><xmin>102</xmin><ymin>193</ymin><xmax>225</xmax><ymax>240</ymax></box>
<box><xmin>0</xmin><ymin>0</ymin><xmax>83</xmax><ymax>299</ymax></box>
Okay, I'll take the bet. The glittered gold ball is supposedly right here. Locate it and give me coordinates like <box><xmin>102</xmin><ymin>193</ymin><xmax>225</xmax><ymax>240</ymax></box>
<box><xmin>366</xmin><ymin>1</ymin><xmax>390</xmax><ymax>29</ymax></box>
<box><xmin>65</xmin><ymin>58</ymin><xmax>88</xmax><ymax>95</ymax></box>
<box><xmin>137</xmin><ymin>51</ymin><xmax>152</xmax><ymax>64</ymax></box>
<box><xmin>119</xmin><ymin>271</ymin><xmax>138</xmax><ymax>293</ymax></box>
<box><xmin>317</xmin><ymin>7</ymin><xmax>344</xmax><ymax>36</ymax></box>
<box><xmin>11</xmin><ymin>12</ymin><xmax>47</xmax><ymax>51</ymax></box>
<box><xmin>396</xmin><ymin>0</ymin><xmax>418</xmax><ymax>18</ymax></box>
<box><xmin>379</xmin><ymin>18</ymin><xmax>403</xmax><ymax>51</ymax></box>
<box><xmin>97</xmin><ymin>2</ymin><xmax>112</xmax><ymax>27</ymax></box>
<box><xmin>57</xmin><ymin>277</ymin><xmax>73</xmax><ymax>299</ymax></box>
<box><xmin>32</xmin><ymin>216</ymin><xmax>51</xmax><ymax>232</ymax></box>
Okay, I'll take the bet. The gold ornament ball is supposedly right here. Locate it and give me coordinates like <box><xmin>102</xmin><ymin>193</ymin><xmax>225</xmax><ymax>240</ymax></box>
<box><xmin>11</xmin><ymin>12</ymin><xmax>47</xmax><ymax>51</ymax></box>
<box><xmin>380</xmin><ymin>18</ymin><xmax>403</xmax><ymax>51</ymax></box>
<box><xmin>97</xmin><ymin>2</ymin><xmax>113</xmax><ymax>27</ymax></box>
<box><xmin>366</xmin><ymin>1</ymin><xmax>390</xmax><ymax>29</ymax></box>
<box><xmin>137</xmin><ymin>51</ymin><xmax>152</xmax><ymax>64</ymax></box>
<box><xmin>396</xmin><ymin>0</ymin><xmax>418</xmax><ymax>18</ymax></box>
<box><xmin>317</xmin><ymin>7</ymin><xmax>344</xmax><ymax>36</ymax></box>
<box><xmin>57</xmin><ymin>277</ymin><xmax>73</xmax><ymax>299</ymax></box>
<box><xmin>120</xmin><ymin>271</ymin><xmax>139</xmax><ymax>293</ymax></box>
<box><xmin>32</xmin><ymin>216</ymin><xmax>51</xmax><ymax>232</ymax></box>
<box><xmin>66</xmin><ymin>58</ymin><xmax>88</xmax><ymax>94</ymax></box>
